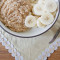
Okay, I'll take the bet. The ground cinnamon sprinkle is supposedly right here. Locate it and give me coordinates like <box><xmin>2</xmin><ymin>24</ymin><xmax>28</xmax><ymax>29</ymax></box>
<box><xmin>0</xmin><ymin>0</ymin><xmax>32</xmax><ymax>32</ymax></box>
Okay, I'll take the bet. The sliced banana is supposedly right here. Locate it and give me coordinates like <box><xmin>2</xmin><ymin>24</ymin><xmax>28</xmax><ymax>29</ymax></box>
<box><xmin>38</xmin><ymin>0</ymin><xmax>47</xmax><ymax>4</ymax></box>
<box><xmin>33</xmin><ymin>4</ymin><xmax>44</xmax><ymax>15</ymax></box>
<box><xmin>25</xmin><ymin>15</ymin><xmax>37</xmax><ymax>27</ymax></box>
<box><xmin>45</xmin><ymin>0</ymin><xmax>57</xmax><ymax>12</ymax></box>
<box><xmin>37</xmin><ymin>18</ymin><xmax>46</xmax><ymax>28</ymax></box>
<box><xmin>39</xmin><ymin>12</ymin><xmax>54</xmax><ymax>25</ymax></box>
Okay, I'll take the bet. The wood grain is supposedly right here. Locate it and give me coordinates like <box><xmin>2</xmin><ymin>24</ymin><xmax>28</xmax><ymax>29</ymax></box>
<box><xmin>0</xmin><ymin>43</ymin><xmax>60</xmax><ymax>60</ymax></box>
<box><xmin>0</xmin><ymin>43</ymin><xmax>15</xmax><ymax>60</ymax></box>
<box><xmin>48</xmin><ymin>47</ymin><xmax>60</xmax><ymax>60</ymax></box>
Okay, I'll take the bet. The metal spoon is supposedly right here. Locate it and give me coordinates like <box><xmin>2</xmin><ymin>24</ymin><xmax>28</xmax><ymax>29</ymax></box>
<box><xmin>49</xmin><ymin>28</ymin><xmax>60</xmax><ymax>44</ymax></box>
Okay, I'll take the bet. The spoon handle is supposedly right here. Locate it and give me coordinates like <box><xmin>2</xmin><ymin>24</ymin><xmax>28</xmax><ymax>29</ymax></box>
<box><xmin>49</xmin><ymin>28</ymin><xmax>60</xmax><ymax>44</ymax></box>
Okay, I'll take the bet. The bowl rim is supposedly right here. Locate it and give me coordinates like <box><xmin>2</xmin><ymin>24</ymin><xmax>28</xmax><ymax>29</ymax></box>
<box><xmin>0</xmin><ymin>0</ymin><xmax>60</xmax><ymax>38</ymax></box>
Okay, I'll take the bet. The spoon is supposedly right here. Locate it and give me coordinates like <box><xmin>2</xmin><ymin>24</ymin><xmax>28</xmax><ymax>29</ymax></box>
<box><xmin>49</xmin><ymin>28</ymin><xmax>60</xmax><ymax>44</ymax></box>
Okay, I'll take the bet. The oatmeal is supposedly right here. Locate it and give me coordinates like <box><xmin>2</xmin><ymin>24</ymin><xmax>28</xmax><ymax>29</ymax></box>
<box><xmin>0</xmin><ymin>0</ymin><xmax>32</xmax><ymax>32</ymax></box>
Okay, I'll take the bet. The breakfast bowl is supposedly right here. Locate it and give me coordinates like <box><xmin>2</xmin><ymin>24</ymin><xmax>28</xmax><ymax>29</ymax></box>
<box><xmin>0</xmin><ymin>0</ymin><xmax>60</xmax><ymax>38</ymax></box>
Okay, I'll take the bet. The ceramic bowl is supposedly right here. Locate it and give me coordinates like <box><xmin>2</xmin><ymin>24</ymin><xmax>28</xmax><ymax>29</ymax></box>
<box><xmin>0</xmin><ymin>0</ymin><xmax>60</xmax><ymax>38</ymax></box>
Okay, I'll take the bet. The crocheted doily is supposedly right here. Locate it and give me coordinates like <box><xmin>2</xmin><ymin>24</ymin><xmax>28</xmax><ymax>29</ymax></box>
<box><xmin>0</xmin><ymin>15</ymin><xmax>60</xmax><ymax>60</ymax></box>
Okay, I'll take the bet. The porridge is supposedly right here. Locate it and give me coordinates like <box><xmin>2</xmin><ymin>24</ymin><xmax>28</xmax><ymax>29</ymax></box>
<box><xmin>0</xmin><ymin>0</ymin><xmax>32</xmax><ymax>32</ymax></box>
<box><xmin>0</xmin><ymin>0</ymin><xmax>58</xmax><ymax>32</ymax></box>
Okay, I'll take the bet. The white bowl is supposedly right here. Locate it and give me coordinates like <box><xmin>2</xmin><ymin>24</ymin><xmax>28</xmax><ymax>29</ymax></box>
<box><xmin>0</xmin><ymin>0</ymin><xmax>60</xmax><ymax>38</ymax></box>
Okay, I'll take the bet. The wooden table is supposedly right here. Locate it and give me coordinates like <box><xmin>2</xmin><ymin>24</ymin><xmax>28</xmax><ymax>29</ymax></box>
<box><xmin>0</xmin><ymin>43</ymin><xmax>60</xmax><ymax>60</ymax></box>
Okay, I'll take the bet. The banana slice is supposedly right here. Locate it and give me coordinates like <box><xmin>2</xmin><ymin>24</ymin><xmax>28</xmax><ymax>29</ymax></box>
<box><xmin>39</xmin><ymin>12</ymin><xmax>54</xmax><ymax>25</ymax></box>
<box><xmin>45</xmin><ymin>0</ymin><xmax>57</xmax><ymax>12</ymax></box>
<box><xmin>25</xmin><ymin>15</ymin><xmax>37</xmax><ymax>27</ymax></box>
<box><xmin>38</xmin><ymin>0</ymin><xmax>47</xmax><ymax>4</ymax></box>
<box><xmin>37</xmin><ymin>18</ymin><xmax>46</xmax><ymax>28</ymax></box>
<box><xmin>33</xmin><ymin>4</ymin><xmax>44</xmax><ymax>15</ymax></box>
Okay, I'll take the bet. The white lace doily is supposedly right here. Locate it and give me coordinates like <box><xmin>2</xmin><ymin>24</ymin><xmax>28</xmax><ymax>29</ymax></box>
<box><xmin>0</xmin><ymin>15</ymin><xmax>60</xmax><ymax>60</ymax></box>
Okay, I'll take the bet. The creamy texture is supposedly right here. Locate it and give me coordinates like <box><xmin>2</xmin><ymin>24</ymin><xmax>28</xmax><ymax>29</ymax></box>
<box><xmin>0</xmin><ymin>0</ymin><xmax>32</xmax><ymax>32</ymax></box>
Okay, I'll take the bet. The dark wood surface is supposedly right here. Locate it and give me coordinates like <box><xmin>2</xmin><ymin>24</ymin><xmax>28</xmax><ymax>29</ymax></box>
<box><xmin>0</xmin><ymin>43</ymin><xmax>60</xmax><ymax>60</ymax></box>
